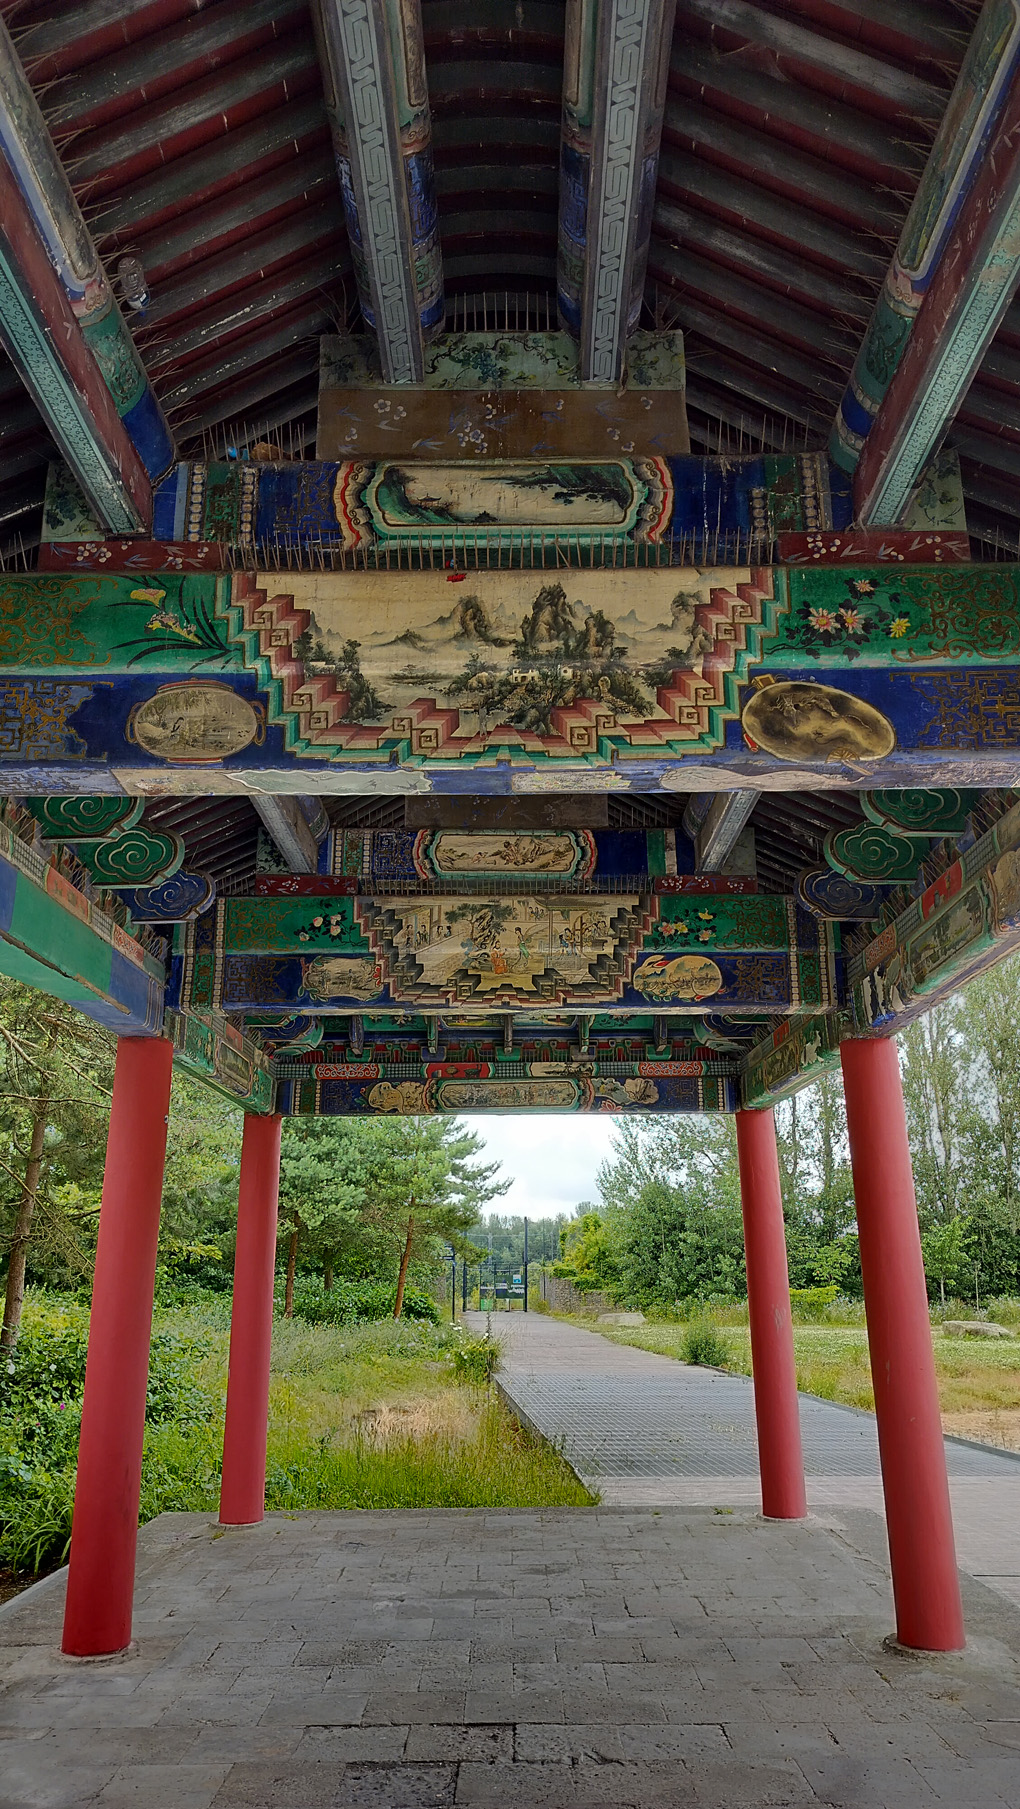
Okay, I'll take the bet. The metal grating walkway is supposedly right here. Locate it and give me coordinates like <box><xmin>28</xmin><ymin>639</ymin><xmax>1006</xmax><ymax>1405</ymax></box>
<box><xmin>476</xmin><ymin>1312</ymin><xmax>1020</xmax><ymax>1484</ymax></box>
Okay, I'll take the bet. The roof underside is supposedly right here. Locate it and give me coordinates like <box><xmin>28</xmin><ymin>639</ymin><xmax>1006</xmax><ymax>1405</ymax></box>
<box><xmin>136</xmin><ymin>790</ymin><xmax>867</xmax><ymax>896</ymax></box>
<box><xmin>1</xmin><ymin>0</ymin><xmax>1014</xmax><ymax>556</ymax></box>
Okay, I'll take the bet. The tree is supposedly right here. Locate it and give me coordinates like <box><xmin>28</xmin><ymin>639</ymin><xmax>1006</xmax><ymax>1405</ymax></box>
<box><xmin>0</xmin><ymin>983</ymin><xmax>116</xmax><ymax>1346</ymax></box>
<box><xmin>597</xmin><ymin>1116</ymin><xmax>745</xmax><ymax>1306</ymax></box>
<box><xmin>901</xmin><ymin>1005</ymin><xmax>967</xmax><ymax>1227</ymax></box>
<box><xmin>359</xmin><ymin>1117</ymin><xmax>508</xmax><ymax>1316</ymax></box>
<box><xmin>920</xmin><ymin>1217</ymin><xmax>969</xmax><ymax>1308</ymax></box>
<box><xmin>277</xmin><ymin>1119</ymin><xmax>374</xmax><ymax>1315</ymax></box>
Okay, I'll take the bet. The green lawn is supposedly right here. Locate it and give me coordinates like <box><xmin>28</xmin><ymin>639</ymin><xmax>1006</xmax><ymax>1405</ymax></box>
<box><xmin>590</xmin><ymin>1319</ymin><xmax>1020</xmax><ymax>1424</ymax></box>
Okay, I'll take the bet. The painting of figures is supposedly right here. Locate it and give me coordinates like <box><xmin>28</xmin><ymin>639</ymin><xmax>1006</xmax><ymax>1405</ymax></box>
<box><xmin>359</xmin><ymin>894</ymin><xmax>649</xmax><ymax>999</ymax></box>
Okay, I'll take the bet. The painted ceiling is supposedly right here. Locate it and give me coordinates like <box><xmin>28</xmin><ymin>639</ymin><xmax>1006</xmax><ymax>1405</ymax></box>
<box><xmin>4</xmin><ymin>0</ymin><xmax>1019</xmax><ymax>561</ymax></box>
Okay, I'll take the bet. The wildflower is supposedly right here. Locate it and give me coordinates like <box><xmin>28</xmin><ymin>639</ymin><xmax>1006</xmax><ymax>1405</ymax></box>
<box><xmin>890</xmin><ymin>617</ymin><xmax>910</xmax><ymax>638</ymax></box>
<box><xmin>839</xmin><ymin>607</ymin><xmax>862</xmax><ymax>631</ymax></box>
<box><xmin>698</xmin><ymin>929</ymin><xmax>713</xmax><ymax>942</ymax></box>
<box><xmin>809</xmin><ymin>608</ymin><xmax>837</xmax><ymax>632</ymax></box>
<box><xmin>698</xmin><ymin>910</ymin><xmax>713</xmax><ymax>921</ymax></box>
<box><xmin>312</xmin><ymin>916</ymin><xmax>324</xmax><ymax>928</ymax></box>
<box><xmin>850</xmin><ymin>578</ymin><xmax>876</xmax><ymax>596</ymax></box>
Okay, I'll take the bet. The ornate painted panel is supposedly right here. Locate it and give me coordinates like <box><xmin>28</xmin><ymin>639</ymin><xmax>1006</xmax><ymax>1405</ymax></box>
<box><xmin>11</xmin><ymin>562</ymin><xmax>1020</xmax><ymax>789</ymax></box>
<box><xmin>276</xmin><ymin>1070</ymin><xmax>734</xmax><ymax>1115</ymax></box>
<box><xmin>180</xmin><ymin>891</ymin><xmax>835</xmax><ymax>1017</ymax></box>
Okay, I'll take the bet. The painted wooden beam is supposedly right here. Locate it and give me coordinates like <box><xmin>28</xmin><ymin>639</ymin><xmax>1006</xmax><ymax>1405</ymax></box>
<box><xmin>0</xmin><ymin>16</ymin><xmax>174</xmax><ymax>486</ymax></box>
<box><xmin>277</xmin><ymin>1070</ymin><xmax>734</xmax><ymax>1114</ymax></box>
<box><xmin>830</xmin><ymin>0</ymin><xmax>1020</xmax><ymax>481</ymax></box>
<box><xmin>0</xmin><ymin>156</ymin><xmax>152</xmax><ymax>533</ymax></box>
<box><xmin>558</xmin><ymin>0</ymin><xmax>678</xmax><ymax>382</ymax></box>
<box><xmin>14</xmin><ymin>562</ymin><xmax>1020</xmax><ymax>789</ymax></box>
<box><xmin>856</xmin><ymin>68</ymin><xmax>1020</xmax><ymax>524</ymax></box>
<box><xmin>251</xmin><ymin>796</ymin><xmax>323</xmax><ymax>874</ymax></box>
<box><xmin>180</xmin><ymin>888</ymin><xmax>835</xmax><ymax>1018</ymax></box>
<box><xmin>0</xmin><ymin>827</ymin><xmax>164</xmax><ymax>1035</ymax></box>
<box><xmin>695</xmin><ymin>791</ymin><xmax>759</xmax><ymax>872</ymax></box>
<box><xmin>312</xmin><ymin>0</ymin><xmax>440</xmax><ymax>383</ymax></box>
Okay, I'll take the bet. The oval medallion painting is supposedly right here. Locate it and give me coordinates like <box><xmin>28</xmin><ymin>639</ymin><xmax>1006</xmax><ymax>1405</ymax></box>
<box><xmin>742</xmin><ymin>681</ymin><xmax>895</xmax><ymax>764</ymax></box>
<box><xmin>635</xmin><ymin>954</ymin><xmax>723</xmax><ymax>1002</ymax></box>
<box><xmin>126</xmin><ymin>682</ymin><xmax>265</xmax><ymax>764</ymax></box>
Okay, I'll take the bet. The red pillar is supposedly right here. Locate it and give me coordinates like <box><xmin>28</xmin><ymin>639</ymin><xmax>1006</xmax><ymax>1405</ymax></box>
<box><xmin>219</xmin><ymin>1113</ymin><xmax>282</xmax><ymax>1526</ymax></box>
<box><xmin>840</xmin><ymin>1036</ymin><xmax>964</xmax><ymax>1652</ymax></box>
<box><xmin>735</xmin><ymin>1108</ymin><xmax>807</xmax><ymax>1519</ymax></box>
<box><xmin>62</xmin><ymin>1037</ymin><xmax>173</xmax><ymax>1657</ymax></box>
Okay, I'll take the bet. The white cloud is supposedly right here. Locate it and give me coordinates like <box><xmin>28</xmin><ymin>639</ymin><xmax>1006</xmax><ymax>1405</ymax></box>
<box><xmin>465</xmin><ymin>1116</ymin><xmax>618</xmax><ymax>1219</ymax></box>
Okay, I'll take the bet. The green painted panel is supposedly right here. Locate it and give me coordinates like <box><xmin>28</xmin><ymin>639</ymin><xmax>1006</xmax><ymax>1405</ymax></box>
<box><xmin>9</xmin><ymin>872</ymin><xmax>113</xmax><ymax>993</ymax></box>
<box><xmin>78</xmin><ymin>828</ymin><xmax>184</xmax><ymax>887</ymax></box>
<box><xmin>27</xmin><ymin>796</ymin><xmax>145</xmax><ymax>840</ymax></box>
<box><xmin>825</xmin><ymin>824</ymin><xmax>919</xmax><ymax>882</ymax></box>
<box><xmin>773</xmin><ymin>566</ymin><xmax>1020</xmax><ymax>667</ymax></box>
<box><xmin>0</xmin><ymin>573</ymin><xmax>236</xmax><ymax>671</ymax></box>
<box><xmin>861</xmin><ymin>788</ymin><xmax>977</xmax><ymax>834</ymax></box>
<box><xmin>0</xmin><ymin>938</ymin><xmax>100</xmax><ymax>1009</ymax></box>
<box><xmin>222</xmin><ymin>898</ymin><xmax>372</xmax><ymax>954</ymax></box>
<box><xmin>643</xmin><ymin>895</ymin><xmax>791</xmax><ymax>951</ymax></box>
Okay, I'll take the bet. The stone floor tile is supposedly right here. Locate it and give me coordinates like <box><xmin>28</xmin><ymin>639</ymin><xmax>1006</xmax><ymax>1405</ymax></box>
<box><xmin>209</xmin><ymin>1760</ymin><xmax>342</xmax><ymax>1807</ymax></box>
<box><xmin>362</xmin><ymin>1692</ymin><xmax>468</xmax><ymax>1725</ymax></box>
<box><xmin>404</xmin><ymin>1725</ymin><xmax>514</xmax><ymax>1762</ymax></box>
<box><xmin>512</xmin><ymin>1723</ymin><xmax>626</xmax><ymax>1762</ymax></box>
<box><xmin>454</xmin><ymin>1761</ymin><xmax>579</xmax><ymax>1807</ymax></box>
<box><xmin>796</xmin><ymin>1752</ymin><xmax>939</xmax><ymax>1803</ymax></box>
<box><xmin>334</xmin><ymin>1761</ymin><xmax>457</xmax><ymax>1806</ymax></box>
<box><xmin>94</xmin><ymin>1763</ymin><xmax>231</xmax><ymax>1808</ymax></box>
<box><xmin>293</xmin><ymin>1724</ymin><xmax>410</xmax><ymax>1761</ymax></box>
<box><xmin>0</xmin><ymin>1756</ymin><xmax>119</xmax><ymax>1809</ymax></box>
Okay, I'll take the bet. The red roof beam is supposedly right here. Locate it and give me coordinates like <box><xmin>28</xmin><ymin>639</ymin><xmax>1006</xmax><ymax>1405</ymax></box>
<box><xmin>661</xmin><ymin>97</ymin><xmax>901</xmax><ymax>237</ymax></box>
<box><xmin>91</xmin><ymin>98</ymin><xmax>330</xmax><ymax>242</ymax></box>
<box><xmin>58</xmin><ymin>37</ymin><xmax>320</xmax><ymax>195</ymax></box>
<box><xmin>141</xmin><ymin>248</ymin><xmax>347</xmax><ymax>371</ymax></box>
<box><xmin>130</xmin><ymin>150</ymin><xmax>338</xmax><ymax>284</ymax></box>
<box><xmin>670</xmin><ymin>41</ymin><xmax>926</xmax><ymax>192</ymax></box>
<box><xmin>677</xmin><ymin>0</ymin><xmax>946</xmax><ymax>126</ymax></box>
<box><xmin>42</xmin><ymin>0</ymin><xmax>309</xmax><ymax>135</ymax></box>
<box><xmin>135</xmin><ymin>202</ymin><xmax>342</xmax><ymax>331</ymax></box>
<box><xmin>13</xmin><ymin>0</ymin><xmax>204</xmax><ymax>83</ymax></box>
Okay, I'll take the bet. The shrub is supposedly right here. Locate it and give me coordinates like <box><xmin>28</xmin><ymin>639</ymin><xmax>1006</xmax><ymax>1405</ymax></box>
<box><xmin>789</xmin><ymin>1285</ymin><xmax>839</xmax><ymax>1323</ymax></box>
<box><xmin>285</xmin><ymin>1277</ymin><xmax>440</xmax><ymax>1326</ymax></box>
<box><xmin>0</xmin><ymin>1290</ymin><xmax>222</xmax><ymax>1577</ymax></box>
<box><xmin>451</xmin><ymin>1334</ymin><xmax>499</xmax><ymax>1385</ymax></box>
<box><xmin>681</xmin><ymin>1321</ymin><xmax>730</xmax><ymax>1367</ymax></box>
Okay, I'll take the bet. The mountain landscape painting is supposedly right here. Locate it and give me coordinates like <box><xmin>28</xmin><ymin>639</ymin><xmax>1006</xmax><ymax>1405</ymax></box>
<box><xmin>279</xmin><ymin>566</ymin><xmax>757</xmax><ymax>733</ymax></box>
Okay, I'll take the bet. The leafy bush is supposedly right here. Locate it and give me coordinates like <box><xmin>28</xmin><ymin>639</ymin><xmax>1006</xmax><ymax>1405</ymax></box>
<box><xmin>788</xmin><ymin>1285</ymin><xmax>839</xmax><ymax>1323</ymax></box>
<box><xmin>0</xmin><ymin>1290</ymin><xmax>222</xmax><ymax>1576</ymax></box>
<box><xmin>285</xmin><ymin>1276</ymin><xmax>440</xmax><ymax>1326</ymax></box>
<box><xmin>451</xmin><ymin>1334</ymin><xmax>499</xmax><ymax>1385</ymax></box>
<box><xmin>680</xmin><ymin>1321</ymin><xmax>730</xmax><ymax>1367</ymax></box>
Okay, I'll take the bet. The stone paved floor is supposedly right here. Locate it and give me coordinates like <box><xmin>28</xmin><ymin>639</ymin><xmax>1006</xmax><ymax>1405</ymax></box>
<box><xmin>4</xmin><ymin>1314</ymin><xmax>1020</xmax><ymax>1807</ymax></box>
<box><xmin>5</xmin><ymin>1506</ymin><xmax>1020</xmax><ymax>1808</ymax></box>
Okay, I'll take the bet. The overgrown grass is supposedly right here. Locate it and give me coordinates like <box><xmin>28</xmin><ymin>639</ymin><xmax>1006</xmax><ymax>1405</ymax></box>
<box><xmin>1</xmin><ymin>1294</ymin><xmax>592</xmax><ymax>1582</ymax></box>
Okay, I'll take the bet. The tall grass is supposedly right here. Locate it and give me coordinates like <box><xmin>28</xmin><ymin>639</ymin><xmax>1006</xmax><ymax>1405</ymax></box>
<box><xmin>2</xmin><ymin>1300</ymin><xmax>590</xmax><ymax>1579</ymax></box>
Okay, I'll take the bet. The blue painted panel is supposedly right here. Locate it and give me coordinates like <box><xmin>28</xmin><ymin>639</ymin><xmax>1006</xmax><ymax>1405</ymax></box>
<box><xmin>121</xmin><ymin>387</ymin><xmax>175</xmax><ymax>481</ymax></box>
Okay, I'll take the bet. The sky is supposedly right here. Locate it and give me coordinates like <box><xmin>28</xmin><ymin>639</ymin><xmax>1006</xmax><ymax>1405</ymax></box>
<box><xmin>468</xmin><ymin>1116</ymin><xmax>619</xmax><ymax>1219</ymax></box>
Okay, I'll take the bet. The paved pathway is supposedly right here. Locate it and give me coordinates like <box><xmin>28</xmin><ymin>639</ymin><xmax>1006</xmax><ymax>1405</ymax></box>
<box><xmin>480</xmin><ymin>1311</ymin><xmax>1020</xmax><ymax>1609</ymax></box>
